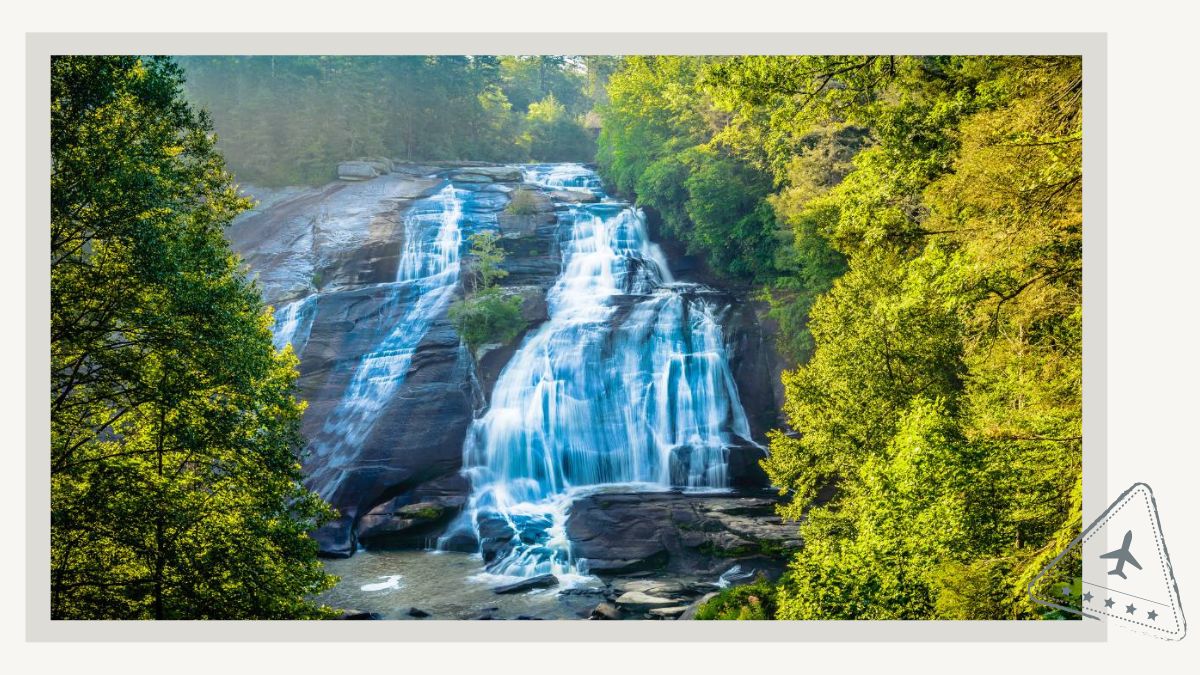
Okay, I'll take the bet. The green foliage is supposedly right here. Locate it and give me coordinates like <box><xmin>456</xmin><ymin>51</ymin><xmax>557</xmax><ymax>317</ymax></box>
<box><xmin>524</xmin><ymin>94</ymin><xmax>595</xmax><ymax>162</ymax></box>
<box><xmin>51</xmin><ymin>56</ymin><xmax>337</xmax><ymax>619</ymax></box>
<box><xmin>450</xmin><ymin>231</ymin><xmax>527</xmax><ymax>350</ymax></box>
<box><xmin>449</xmin><ymin>288</ymin><xmax>527</xmax><ymax>351</ymax></box>
<box><xmin>694</xmin><ymin>579</ymin><xmax>779</xmax><ymax>620</ymax></box>
<box><xmin>505</xmin><ymin>188</ymin><xmax>539</xmax><ymax>216</ymax></box>
<box><xmin>598</xmin><ymin>55</ymin><xmax>1082</xmax><ymax>620</ymax></box>
<box><xmin>463</xmin><ymin>231</ymin><xmax>508</xmax><ymax>291</ymax></box>
<box><xmin>177</xmin><ymin>56</ymin><xmax>600</xmax><ymax>186</ymax></box>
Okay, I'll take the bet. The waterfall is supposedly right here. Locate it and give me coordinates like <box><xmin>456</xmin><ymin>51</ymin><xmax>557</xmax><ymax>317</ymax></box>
<box><xmin>272</xmin><ymin>294</ymin><xmax>318</xmax><ymax>353</ymax></box>
<box><xmin>445</xmin><ymin>166</ymin><xmax>755</xmax><ymax>580</ymax></box>
<box><xmin>312</xmin><ymin>184</ymin><xmax>467</xmax><ymax>486</ymax></box>
<box><xmin>522</xmin><ymin>163</ymin><xmax>604</xmax><ymax>194</ymax></box>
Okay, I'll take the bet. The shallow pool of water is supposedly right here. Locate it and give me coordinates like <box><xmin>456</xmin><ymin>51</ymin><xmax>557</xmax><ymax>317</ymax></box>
<box><xmin>314</xmin><ymin>549</ymin><xmax>607</xmax><ymax>620</ymax></box>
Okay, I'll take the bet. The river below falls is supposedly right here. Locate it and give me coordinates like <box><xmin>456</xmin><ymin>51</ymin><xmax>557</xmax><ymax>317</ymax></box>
<box><xmin>314</xmin><ymin>549</ymin><xmax>608</xmax><ymax>620</ymax></box>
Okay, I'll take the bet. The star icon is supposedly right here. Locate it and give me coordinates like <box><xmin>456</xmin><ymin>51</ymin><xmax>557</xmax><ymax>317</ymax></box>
<box><xmin>1147</xmin><ymin>610</ymin><xmax>1158</xmax><ymax>621</ymax></box>
<box><xmin>1104</xmin><ymin>597</ymin><xmax>1115</xmax><ymax>608</ymax></box>
<box><xmin>1061</xmin><ymin>586</ymin><xmax>1072</xmax><ymax>597</ymax></box>
<box><xmin>1126</xmin><ymin>603</ymin><xmax>1137</xmax><ymax>615</ymax></box>
<box><xmin>1083</xmin><ymin>591</ymin><xmax>1094</xmax><ymax>603</ymax></box>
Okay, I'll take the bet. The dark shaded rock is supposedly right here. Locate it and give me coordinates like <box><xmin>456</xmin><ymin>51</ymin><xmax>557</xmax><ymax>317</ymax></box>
<box><xmin>567</xmin><ymin>490</ymin><xmax>806</xmax><ymax>577</ymax></box>
<box><xmin>337</xmin><ymin>609</ymin><xmax>381</xmax><ymax>620</ymax></box>
<box><xmin>589</xmin><ymin>602</ymin><xmax>622</xmax><ymax>620</ymax></box>
<box><xmin>407</xmin><ymin>607</ymin><xmax>431</xmax><ymax>618</ymax></box>
<box><xmin>725</xmin><ymin>440</ymin><xmax>770</xmax><ymax>489</ymax></box>
<box><xmin>299</xmin><ymin>291</ymin><xmax>477</xmax><ymax>555</ymax></box>
<box><xmin>493</xmin><ymin>573</ymin><xmax>559</xmax><ymax>595</ymax></box>
<box><xmin>723</xmin><ymin>297</ymin><xmax>787</xmax><ymax>442</ymax></box>
<box><xmin>356</xmin><ymin>476</ymin><xmax>468</xmax><ymax>550</ymax></box>
<box><xmin>314</xmin><ymin>515</ymin><xmax>357</xmax><ymax>558</ymax></box>
<box><xmin>498</xmin><ymin>211</ymin><xmax>555</xmax><ymax>238</ymax></box>
<box><xmin>439</xmin><ymin>529</ymin><xmax>479</xmax><ymax>553</ymax></box>
<box><xmin>477</xmin><ymin>512</ymin><xmax>517</xmax><ymax>563</ymax></box>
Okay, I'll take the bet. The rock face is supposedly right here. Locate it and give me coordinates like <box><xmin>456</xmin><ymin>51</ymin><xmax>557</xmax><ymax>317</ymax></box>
<box><xmin>228</xmin><ymin>174</ymin><xmax>442</xmax><ymax>304</ymax></box>
<box><xmin>228</xmin><ymin>164</ymin><xmax>787</xmax><ymax>559</ymax></box>
<box><xmin>566</xmin><ymin>490</ymin><xmax>803</xmax><ymax>576</ymax></box>
<box><xmin>228</xmin><ymin>172</ymin><xmax>485</xmax><ymax>557</ymax></box>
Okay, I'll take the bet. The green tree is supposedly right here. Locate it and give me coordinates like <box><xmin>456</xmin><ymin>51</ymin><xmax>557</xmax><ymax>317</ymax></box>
<box><xmin>178</xmin><ymin>55</ymin><xmax>598</xmax><ymax>186</ymax></box>
<box><xmin>600</xmin><ymin>55</ymin><xmax>1082</xmax><ymax>620</ymax></box>
<box><xmin>51</xmin><ymin>56</ymin><xmax>336</xmax><ymax>619</ymax></box>
<box><xmin>449</xmin><ymin>232</ymin><xmax>526</xmax><ymax>351</ymax></box>
<box><xmin>524</xmin><ymin>93</ymin><xmax>595</xmax><ymax>162</ymax></box>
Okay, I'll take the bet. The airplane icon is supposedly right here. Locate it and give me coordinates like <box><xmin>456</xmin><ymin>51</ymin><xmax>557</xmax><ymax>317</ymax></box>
<box><xmin>1100</xmin><ymin>529</ymin><xmax>1143</xmax><ymax>579</ymax></box>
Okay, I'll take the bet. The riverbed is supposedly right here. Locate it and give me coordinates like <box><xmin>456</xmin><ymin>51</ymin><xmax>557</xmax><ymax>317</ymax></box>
<box><xmin>314</xmin><ymin>549</ymin><xmax>608</xmax><ymax>620</ymax></box>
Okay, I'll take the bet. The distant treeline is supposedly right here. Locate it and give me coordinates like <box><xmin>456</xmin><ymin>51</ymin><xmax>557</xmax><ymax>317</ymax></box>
<box><xmin>178</xmin><ymin>56</ymin><xmax>618</xmax><ymax>186</ymax></box>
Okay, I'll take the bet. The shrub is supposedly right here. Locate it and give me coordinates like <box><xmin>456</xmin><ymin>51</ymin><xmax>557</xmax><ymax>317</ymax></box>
<box><xmin>449</xmin><ymin>288</ymin><xmax>527</xmax><ymax>351</ymax></box>
<box><xmin>506</xmin><ymin>188</ymin><xmax>539</xmax><ymax>216</ymax></box>
<box><xmin>693</xmin><ymin>578</ymin><xmax>779</xmax><ymax>620</ymax></box>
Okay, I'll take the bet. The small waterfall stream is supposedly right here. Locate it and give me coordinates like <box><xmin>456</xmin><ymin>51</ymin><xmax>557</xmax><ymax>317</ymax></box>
<box><xmin>272</xmin><ymin>293</ymin><xmax>318</xmax><ymax>353</ymax></box>
<box><xmin>308</xmin><ymin>184</ymin><xmax>468</xmax><ymax>498</ymax></box>
<box><xmin>446</xmin><ymin>165</ymin><xmax>755</xmax><ymax>581</ymax></box>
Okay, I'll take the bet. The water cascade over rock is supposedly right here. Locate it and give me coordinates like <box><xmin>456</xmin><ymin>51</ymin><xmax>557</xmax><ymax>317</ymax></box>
<box><xmin>233</xmin><ymin>163</ymin><xmax>782</xmax><ymax>565</ymax></box>
<box><xmin>305</xmin><ymin>185</ymin><xmax>468</xmax><ymax>498</ymax></box>
<box><xmin>443</xmin><ymin>166</ymin><xmax>760</xmax><ymax>580</ymax></box>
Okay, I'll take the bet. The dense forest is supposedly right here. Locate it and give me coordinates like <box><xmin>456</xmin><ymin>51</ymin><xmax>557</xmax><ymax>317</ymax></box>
<box><xmin>179</xmin><ymin>56</ymin><xmax>615</xmax><ymax>185</ymax></box>
<box><xmin>597</xmin><ymin>55</ymin><xmax>1082</xmax><ymax>619</ymax></box>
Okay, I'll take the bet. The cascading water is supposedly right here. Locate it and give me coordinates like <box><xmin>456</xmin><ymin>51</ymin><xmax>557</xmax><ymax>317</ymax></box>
<box><xmin>444</xmin><ymin>166</ymin><xmax>756</xmax><ymax>581</ymax></box>
<box><xmin>272</xmin><ymin>293</ymin><xmax>318</xmax><ymax>353</ymax></box>
<box><xmin>523</xmin><ymin>163</ymin><xmax>604</xmax><ymax>194</ymax></box>
<box><xmin>309</xmin><ymin>184</ymin><xmax>468</xmax><ymax>494</ymax></box>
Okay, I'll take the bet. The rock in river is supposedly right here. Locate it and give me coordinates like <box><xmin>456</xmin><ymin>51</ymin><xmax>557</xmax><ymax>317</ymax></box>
<box><xmin>493</xmin><ymin>574</ymin><xmax>559</xmax><ymax>595</ymax></box>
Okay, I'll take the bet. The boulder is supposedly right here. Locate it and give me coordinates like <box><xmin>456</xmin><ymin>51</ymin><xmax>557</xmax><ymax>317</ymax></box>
<box><xmin>336</xmin><ymin>609</ymin><xmax>381</xmax><ymax>620</ymax></box>
<box><xmin>407</xmin><ymin>607</ymin><xmax>431</xmax><ymax>618</ymax></box>
<box><xmin>454</xmin><ymin>166</ymin><xmax>524</xmax><ymax>182</ymax></box>
<box><xmin>614</xmin><ymin>591</ymin><xmax>681</xmax><ymax>612</ymax></box>
<box><xmin>725</xmin><ymin>440</ymin><xmax>770</xmax><ymax>488</ymax></box>
<box><xmin>567</xmin><ymin>490</ymin><xmax>805</xmax><ymax>577</ymax></box>
<box><xmin>449</xmin><ymin>171</ymin><xmax>494</xmax><ymax>183</ymax></box>
<box><xmin>612</xmin><ymin>579</ymin><xmax>688</xmax><ymax>596</ymax></box>
<box><xmin>359</xmin><ymin>157</ymin><xmax>394</xmax><ymax>174</ymax></box>
<box><xmin>548</xmin><ymin>189</ymin><xmax>599</xmax><ymax>203</ymax></box>
<box><xmin>356</xmin><ymin>486</ymin><xmax>467</xmax><ymax>550</ymax></box>
<box><xmin>589</xmin><ymin>602</ymin><xmax>622</xmax><ymax>620</ymax></box>
<box><xmin>493</xmin><ymin>574</ymin><xmax>559</xmax><ymax>594</ymax></box>
<box><xmin>648</xmin><ymin>606</ymin><xmax>688</xmax><ymax>619</ymax></box>
<box><xmin>338</xmin><ymin>161</ymin><xmax>380</xmax><ymax>181</ymax></box>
